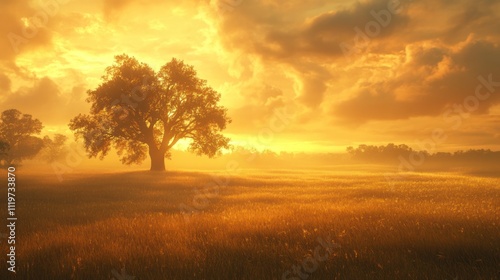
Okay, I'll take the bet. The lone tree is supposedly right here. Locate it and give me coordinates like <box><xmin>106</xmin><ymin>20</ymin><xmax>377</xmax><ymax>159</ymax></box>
<box><xmin>0</xmin><ymin>109</ymin><xmax>44</xmax><ymax>167</ymax></box>
<box><xmin>69</xmin><ymin>54</ymin><xmax>231</xmax><ymax>171</ymax></box>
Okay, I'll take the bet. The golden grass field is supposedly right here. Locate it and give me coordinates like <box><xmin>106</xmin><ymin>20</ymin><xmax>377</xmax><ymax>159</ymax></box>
<box><xmin>1</xmin><ymin>167</ymin><xmax>499</xmax><ymax>279</ymax></box>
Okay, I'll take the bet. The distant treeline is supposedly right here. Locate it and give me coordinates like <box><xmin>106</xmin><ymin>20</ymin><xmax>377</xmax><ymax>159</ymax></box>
<box><xmin>20</xmin><ymin>141</ymin><xmax>500</xmax><ymax>171</ymax></box>
<box><xmin>166</xmin><ymin>143</ymin><xmax>500</xmax><ymax>170</ymax></box>
<box><xmin>171</xmin><ymin>144</ymin><xmax>500</xmax><ymax>170</ymax></box>
<box><xmin>346</xmin><ymin>144</ymin><xmax>500</xmax><ymax>167</ymax></box>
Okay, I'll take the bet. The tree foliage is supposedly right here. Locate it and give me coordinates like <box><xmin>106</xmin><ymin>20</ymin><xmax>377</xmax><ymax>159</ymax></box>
<box><xmin>346</xmin><ymin>143</ymin><xmax>424</xmax><ymax>163</ymax></box>
<box><xmin>346</xmin><ymin>143</ymin><xmax>500</xmax><ymax>167</ymax></box>
<box><xmin>40</xmin><ymin>134</ymin><xmax>68</xmax><ymax>163</ymax></box>
<box><xmin>0</xmin><ymin>140</ymin><xmax>9</xmax><ymax>161</ymax></box>
<box><xmin>0</xmin><ymin>109</ymin><xmax>44</xmax><ymax>166</ymax></box>
<box><xmin>69</xmin><ymin>54</ymin><xmax>231</xmax><ymax>171</ymax></box>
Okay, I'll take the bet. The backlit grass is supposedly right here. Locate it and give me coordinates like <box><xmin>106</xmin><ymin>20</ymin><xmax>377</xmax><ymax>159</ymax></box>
<box><xmin>1</xmin><ymin>168</ymin><xmax>498</xmax><ymax>279</ymax></box>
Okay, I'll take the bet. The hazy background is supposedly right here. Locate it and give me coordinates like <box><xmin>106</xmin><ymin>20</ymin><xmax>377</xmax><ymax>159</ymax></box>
<box><xmin>1</xmin><ymin>0</ymin><xmax>500</xmax><ymax>162</ymax></box>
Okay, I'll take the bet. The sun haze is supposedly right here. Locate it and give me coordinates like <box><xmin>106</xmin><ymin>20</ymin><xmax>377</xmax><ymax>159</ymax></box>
<box><xmin>1</xmin><ymin>1</ymin><xmax>500</xmax><ymax>279</ymax></box>
<box><xmin>1</xmin><ymin>0</ymin><xmax>499</xmax><ymax>156</ymax></box>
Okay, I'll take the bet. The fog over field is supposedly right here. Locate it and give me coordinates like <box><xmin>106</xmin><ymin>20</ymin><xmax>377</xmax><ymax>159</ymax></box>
<box><xmin>1</xmin><ymin>169</ymin><xmax>499</xmax><ymax>279</ymax></box>
<box><xmin>1</xmin><ymin>0</ymin><xmax>500</xmax><ymax>279</ymax></box>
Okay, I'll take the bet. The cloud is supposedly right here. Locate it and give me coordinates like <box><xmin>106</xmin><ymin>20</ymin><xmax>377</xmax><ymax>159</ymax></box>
<box><xmin>210</xmin><ymin>0</ymin><xmax>500</xmax><ymax>110</ymax></box>
<box><xmin>333</xmin><ymin>37</ymin><xmax>500</xmax><ymax>123</ymax></box>
<box><xmin>292</xmin><ymin>61</ymin><xmax>332</xmax><ymax>107</ymax></box>
<box><xmin>441</xmin><ymin>0</ymin><xmax>500</xmax><ymax>43</ymax></box>
<box><xmin>0</xmin><ymin>77</ymin><xmax>88</xmax><ymax>126</ymax></box>
<box><xmin>257</xmin><ymin>0</ymin><xmax>410</xmax><ymax>59</ymax></box>
<box><xmin>101</xmin><ymin>0</ymin><xmax>206</xmax><ymax>20</ymax></box>
<box><xmin>210</xmin><ymin>0</ymin><xmax>415</xmax><ymax>108</ymax></box>
<box><xmin>0</xmin><ymin>73</ymin><xmax>11</xmax><ymax>92</ymax></box>
<box><xmin>229</xmin><ymin>84</ymin><xmax>287</xmax><ymax>132</ymax></box>
<box><xmin>0</xmin><ymin>0</ymin><xmax>498</xmax><ymax>151</ymax></box>
<box><xmin>102</xmin><ymin>0</ymin><xmax>133</xmax><ymax>20</ymax></box>
<box><xmin>0</xmin><ymin>0</ymin><xmax>59</xmax><ymax>62</ymax></box>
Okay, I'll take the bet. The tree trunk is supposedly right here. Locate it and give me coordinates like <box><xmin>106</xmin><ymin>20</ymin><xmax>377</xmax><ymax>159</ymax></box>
<box><xmin>149</xmin><ymin>146</ymin><xmax>166</xmax><ymax>171</ymax></box>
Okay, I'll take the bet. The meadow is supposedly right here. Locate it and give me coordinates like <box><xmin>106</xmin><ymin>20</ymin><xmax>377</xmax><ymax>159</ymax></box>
<box><xmin>1</xmin><ymin>167</ymin><xmax>499</xmax><ymax>279</ymax></box>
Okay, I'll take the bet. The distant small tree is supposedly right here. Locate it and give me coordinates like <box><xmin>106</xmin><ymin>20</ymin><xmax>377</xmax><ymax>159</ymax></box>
<box><xmin>0</xmin><ymin>140</ymin><xmax>9</xmax><ymax>164</ymax></box>
<box><xmin>69</xmin><ymin>54</ymin><xmax>231</xmax><ymax>171</ymax></box>
<box><xmin>346</xmin><ymin>143</ymin><xmax>424</xmax><ymax>163</ymax></box>
<box><xmin>0</xmin><ymin>109</ymin><xmax>44</xmax><ymax>167</ymax></box>
<box><xmin>40</xmin><ymin>134</ymin><xmax>68</xmax><ymax>163</ymax></box>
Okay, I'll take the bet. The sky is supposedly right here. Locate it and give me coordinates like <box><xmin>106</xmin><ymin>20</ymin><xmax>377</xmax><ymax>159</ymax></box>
<box><xmin>1</xmin><ymin>0</ymin><xmax>499</xmax><ymax>153</ymax></box>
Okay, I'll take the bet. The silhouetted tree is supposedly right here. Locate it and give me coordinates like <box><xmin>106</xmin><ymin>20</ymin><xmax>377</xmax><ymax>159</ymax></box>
<box><xmin>346</xmin><ymin>143</ymin><xmax>425</xmax><ymax>163</ymax></box>
<box><xmin>0</xmin><ymin>140</ymin><xmax>9</xmax><ymax>163</ymax></box>
<box><xmin>346</xmin><ymin>144</ymin><xmax>500</xmax><ymax>169</ymax></box>
<box><xmin>69</xmin><ymin>54</ymin><xmax>231</xmax><ymax>171</ymax></box>
<box><xmin>40</xmin><ymin>134</ymin><xmax>68</xmax><ymax>163</ymax></box>
<box><xmin>0</xmin><ymin>109</ymin><xmax>44</xmax><ymax>167</ymax></box>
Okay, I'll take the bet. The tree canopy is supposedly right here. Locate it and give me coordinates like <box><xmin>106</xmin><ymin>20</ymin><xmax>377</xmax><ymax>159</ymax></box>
<box><xmin>0</xmin><ymin>109</ymin><xmax>44</xmax><ymax>167</ymax></box>
<box><xmin>40</xmin><ymin>134</ymin><xmax>68</xmax><ymax>163</ymax></box>
<box><xmin>69</xmin><ymin>54</ymin><xmax>231</xmax><ymax>171</ymax></box>
<box><xmin>0</xmin><ymin>140</ymin><xmax>9</xmax><ymax>161</ymax></box>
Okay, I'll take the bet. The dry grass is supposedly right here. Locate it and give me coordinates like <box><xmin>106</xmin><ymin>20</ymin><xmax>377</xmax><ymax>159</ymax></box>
<box><xmin>1</xmin><ymin>168</ymin><xmax>499</xmax><ymax>279</ymax></box>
